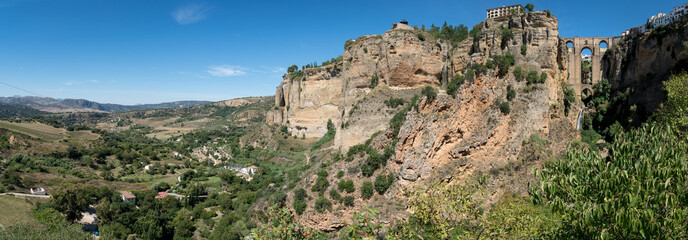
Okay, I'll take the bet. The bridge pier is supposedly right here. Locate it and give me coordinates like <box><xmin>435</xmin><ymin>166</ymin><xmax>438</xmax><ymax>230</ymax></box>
<box><xmin>561</xmin><ymin>37</ymin><xmax>620</xmax><ymax>97</ymax></box>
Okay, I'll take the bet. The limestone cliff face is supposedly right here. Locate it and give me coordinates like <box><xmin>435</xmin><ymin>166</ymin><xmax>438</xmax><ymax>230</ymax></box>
<box><xmin>268</xmin><ymin>26</ymin><xmax>454</xmax><ymax>149</ymax></box>
<box><xmin>602</xmin><ymin>19</ymin><xmax>688</xmax><ymax>118</ymax></box>
<box><xmin>393</xmin><ymin>12</ymin><xmax>569</xmax><ymax>185</ymax></box>
<box><xmin>281</xmin><ymin>12</ymin><xmax>578</xmax><ymax>231</ymax></box>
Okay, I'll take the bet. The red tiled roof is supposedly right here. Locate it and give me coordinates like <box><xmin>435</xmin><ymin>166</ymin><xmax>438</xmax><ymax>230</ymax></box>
<box><xmin>155</xmin><ymin>192</ymin><xmax>169</xmax><ymax>199</ymax></box>
<box><xmin>120</xmin><ymin>191</ymin><xmax>135</xmax><ymax>199</ymax></box>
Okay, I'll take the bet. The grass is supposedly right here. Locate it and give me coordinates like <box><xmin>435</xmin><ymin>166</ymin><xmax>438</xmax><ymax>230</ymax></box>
<box><xmin>0</xmin><ymin>121</ymin><xmax>65</xmax><ymax>141</ymax></box>
<box><xmin>0</xmin><ymin>195</ymin><xmax>41</xmax><ymax>228</ymax></box>
<box><xmin>0</xmin><ymin>121</ymin><xmax>99</xmax><ymax>142</ymax></box>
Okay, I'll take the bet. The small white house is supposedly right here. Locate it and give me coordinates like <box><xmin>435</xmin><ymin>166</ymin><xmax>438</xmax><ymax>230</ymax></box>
<box><xmin>30</xmin><ymin>188</ymin><xmax>47</xmax><ymax>195</ymax></box>
<box><xmin>120</xmin><ymin>191</ymin><xmax>136</xmax><ymax>202</ymax></box>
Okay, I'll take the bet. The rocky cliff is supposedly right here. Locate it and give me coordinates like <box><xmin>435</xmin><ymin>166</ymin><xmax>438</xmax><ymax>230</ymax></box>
<box><xmin>274</xmin><ymin>12</ymin><xmax>582</xmax><ymax>231</ymax></box>
<box><xmin>602</xmin><ymin>18</ymin><xmax>688</xmax><ymax>120</ymax></box>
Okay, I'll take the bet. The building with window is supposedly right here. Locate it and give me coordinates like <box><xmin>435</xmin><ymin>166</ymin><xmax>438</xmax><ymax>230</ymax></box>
<box><xmin>622</xmin><ymin>2</ymin><xmax>688</xmax><ymax>36</ymax></box>
<box><xmin>486</xmin><ymin>5</ymin><xmax>523</xmax><ymax>19</ymax></box>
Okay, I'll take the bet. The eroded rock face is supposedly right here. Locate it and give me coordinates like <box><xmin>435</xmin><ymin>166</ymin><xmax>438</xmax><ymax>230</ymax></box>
<box><xmin>281</xmin><ymin>12</ymin><xmax>578</xmax><ymax>231</ymax></box>
<box><xmin>269</xmin><ymin>27</ymin><xmax>455</xmax><ymax>149</ymax></box>
<box><xmin>602</xmin><ymin>19</ymin><xmax>688</xmax><ymax>117</ymax></box>
<box><xmin>394</xmin><ymin>12</ymin><xmax>566</xmax><ymax>184</ymax></box>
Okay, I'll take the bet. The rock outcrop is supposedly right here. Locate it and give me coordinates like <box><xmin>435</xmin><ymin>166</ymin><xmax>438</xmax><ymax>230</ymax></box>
<box><xmin>602</xmin><ymin>19</ymin><xmax>688</xmax><ymax>119</ymax></box>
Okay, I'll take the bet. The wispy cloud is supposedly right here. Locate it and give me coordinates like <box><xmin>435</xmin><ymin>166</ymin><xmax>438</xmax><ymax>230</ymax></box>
<box><xmin>63</xmin><ymin>80</ymin><xmax>101</xmax><ymax>86</ymax></box>
<box><xmin>178</xmin><ymin>71</ymin><xmax>208</xmax><ymax>79</ymax></box>
<box><xmin>207</xmin><ymin>65</ymin><xmax>247</xmax><ymax>77</ymax></box>
<box><xmin>172</xmin><ymin>3</ymin><xmax>213</xmax><ymax>25</ymax></box>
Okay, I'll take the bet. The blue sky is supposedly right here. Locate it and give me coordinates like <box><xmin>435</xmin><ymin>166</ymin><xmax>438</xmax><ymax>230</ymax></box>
<box><xmin>0</xmin><ymin>0</ymin><xmax>682</xmax><ymax>104</ymax></box>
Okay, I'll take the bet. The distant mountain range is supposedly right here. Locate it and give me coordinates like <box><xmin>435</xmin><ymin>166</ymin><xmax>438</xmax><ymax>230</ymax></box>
<box><xmin>0</xmin><ymin>96</ymin><xmax>211</xmax><ymax>114</ymax></box>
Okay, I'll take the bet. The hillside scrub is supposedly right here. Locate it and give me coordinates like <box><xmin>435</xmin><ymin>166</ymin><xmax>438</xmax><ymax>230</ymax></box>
<box><xmin>310</xmin><ymin>119</ymin><xmax>335</xmax><ymax>150</ymax></box>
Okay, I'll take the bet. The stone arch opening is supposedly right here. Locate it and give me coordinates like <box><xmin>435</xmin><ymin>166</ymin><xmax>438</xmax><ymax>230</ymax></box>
<box><xmin>581</xmin><ymin>48</ymin><xmax>593</xmax><ymax>85</ymax></box>
<box><xmin>599</xmin><ymin>41</ymin><xmax>608</xmax><ymax>49</ymax></box>
<box><xmin>566</xmin><ymin>41</ymin><xmax>574</xmax><ymax>52</ymax></box>
<box><xmin>581</xmin><ymin>88</ymin><xmax>593</xmax><ymax>103</ymax></box>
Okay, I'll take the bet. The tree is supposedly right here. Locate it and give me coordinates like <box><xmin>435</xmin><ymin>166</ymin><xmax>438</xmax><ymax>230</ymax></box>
<box><xmin>506</xmin><ymin>85</ymin><xmax>516</xmax><ymax>101</ymax></box>
<box><xmin>50</xmin><ymin>185</ymin><xmax>91</xmax><ymax>222</ymax></box>
<box><xmin>661</xmin><ymin>72</ymin><xmax>688</xmax><ymax>129</ymax></box>
<box><xmin>314</xmin><ymin>197</ymin><xmax>332</xmax><ymax>213</ymax></box>
<box><xmin>173</xmin><ymin>209</ymin><xmax>195</xmax><ymax>239</ymax></box>
<box><xmin>374</xmin><ymin>173</ymin><xmax>395</xmax><ymax>194</ymax></box>
<box><xmin>531</xmin><ymin>123</ymin><xmax>688</xmax><ymax>239</ymax></box>
<box><xmin>421</xmin><ymin>86</ymin><xmax>437</xmax><ymax>101</ymax></box>
<box><xmin>134</xmin><ymin>213</ymin><xmax>163</xmax><ymax>240</ymax></box>
<box><xmin>338</xmin><ymin>180</ymin><xmax>355</xmax><ymax>193</ymax></box>
<box><xmin>447</xmin><ymin>74</ymin><xmax>465</xmax><ymax>98</ymax></box>
<box><xmin>514</xmin><ymin>66</ymin><xmax>524</xmax><ymax>82</ymax></box>
<box><xmin>525</xmin><ymin>3</ymin><xmax>535</xmax><ymax>12</ymax></box>
<box><xmin>370</xmin><ymin>74</ymin><xmax>379</xmax><ymax>88</ymax></box>
<box><xmin>521</xmin><ymin>44</ymin><xmax>527</xmax><ymax>55</ymax></box>
<box><xmin>526</xmin><ymin>70</ymin><xmax>539</xmax><ymax>85</ymax></box>
<box><xmin>361</xmin><ymin>181</ymin><xmax>374</xmax><ymax>199</ymax></box>
<box><xmin>287</xmin><ymin>65</ymin><xmax>298</xmax><ymax>73</ymax></box>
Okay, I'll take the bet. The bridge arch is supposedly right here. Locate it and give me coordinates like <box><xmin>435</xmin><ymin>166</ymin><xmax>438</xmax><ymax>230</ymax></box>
<box><xmin>561</xmin><ymin>36</ymin><xmax>621</xmax><ymax>97</ymax></box>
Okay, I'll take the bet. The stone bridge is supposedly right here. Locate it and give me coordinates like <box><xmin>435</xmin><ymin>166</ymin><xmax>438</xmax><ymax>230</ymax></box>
<box><xmin>561</xmin><ymin>36</ymin><xmax>621</xmax><ymax>97</ymax></box>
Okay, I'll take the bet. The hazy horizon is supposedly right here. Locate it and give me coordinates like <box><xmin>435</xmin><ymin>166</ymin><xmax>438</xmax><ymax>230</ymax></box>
<box><xmin>0</xmin><ymin>0</ymin><xmax>681</xmax><ymax>104</ymax></box>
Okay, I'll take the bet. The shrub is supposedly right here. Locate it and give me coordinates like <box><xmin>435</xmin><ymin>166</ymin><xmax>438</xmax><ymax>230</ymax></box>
<box><xmin>370</xmin><ymin>74</ymin><xmax>379</xmax><ymax>89</ymax></box>
<box><xmin>539</xmin><ymin>72</ymin><xmax>547</xmax><ymax>84</ymax></box>
<box><xmin>342</xmin><ymin>196</ymin><xmax>355</xmax><ymax>207</ymax></box>
<box><xmin>500</xmin><ymin>26</ymin><xmax>513</xmax><ymax>48</ymax></box>
<box><xmin>526</xmin><ymin>70</ymin><xmax>539</xmax><ymax>85</ymax></box>
<box><xmin>338</xmin><ymin>180</ymin><xmax>355</xmax><ymax>193</ymax></box>
<box><xmin>384</xmin><ymin>98</ymin><xmax>405</xmax><ymax>108</ymax></box>
<box><xmin>421</xmin><ymin>86</ymin><xmax>437</xmax><ymax>100</ymax></box>
<box><xmin>499</xmin><ymin>101</ymin><xmax>511</xmax><ymax>114</ymax></box>
<box><xmin>417</xmin><ymin>33</ymin><xmax>426</xmax><ymax>41</ymax></box>
<box><xmin>525</xmin><ymin>3</ymin><xmax>534</xmax><ymax>12</ymax></box>
<box><xmin>361</xmin><ymin>181</ymin><xmax>374</xmax><ymax>199</ymax></box>
<box><xmin>469</xmin><ymin>23</ymin><xmax>482</xmax><ymax>39</ymax></box>
<box><xmin>447</xmin><ymin>74</ymin><xmax>465</xmax><ymax>98</ymax></box>
<box><xmin>374</xmin><ymin>173</ymin><xmax>395</xmax><ymax>194</ymax></box>
<box><xmin>660</xmin><ymin>72</ymin><xmax>688</xmax><ymax>129</ymax></box>
<box><xmin>293</xmin><ymin>201</ymin><xmax>307</xmax><ymax>215</ymax></box>
<box><xmin>465</xmin><ymin>69</ymin><xmax>475</xmax><ymax>82</ymax></box>
<box><xmin>521</xmin><ymin>45</ymin><xmax>527</xmax><ymax>55</ymax></box>
<box><xmin>485</xmin><ymin>60</ymin><xmax>495</xmax><ymax>69</ymax></box>
<box><xmin>314</xmin><ymin>197</ymin><xmax>332</xmax><ymax>213</ymax></box>
<box><xmin>363</xmin><ymin>47</ymin><xmax>368</xmax><ymax>53</ymax></box>
<box><xmin>514</xmin><ymin>66</ymin><xmax>524</xmax><ymax>82</ymax></box>
<box><xmin>506</xmin><ymin>85</ymin><xmax>516</xmax><ymax>101</ymax></box>
<box><xmin>329</xmin><ymin>189</ymin><xmax>341</xmax><ymax>201</ymax></box>
<box><xmin>287</xmin><ymin>65</ymin><xmax>298</xmax><ymax>73</ymax></box>
<box><xmin>336</xmin><ymin>170</ymin><xmax>344</xmax><ymax>179</ymax></box>
<box><xmin>494</xmin><ymin>52</ymin><xmax>515</xmax><ymax>77</ymax></box>
<box><xmin>311</xmin><ymin>170</ymin><xmax>330</xmax><ymax>194</ymax></box>
<box><xmin>294</xmin><ymin>188</ymin><xmax>308</xmax><ymax>202</ymax></box>
<box><xmin>311</xmin><ymin>119</ymin><xmax>336</xmax><ymax>150</ymax></box>
<box><xmin>563</xmin><ymin>83</ymin><xmax>576</xmax><ymax>116</ymax></box>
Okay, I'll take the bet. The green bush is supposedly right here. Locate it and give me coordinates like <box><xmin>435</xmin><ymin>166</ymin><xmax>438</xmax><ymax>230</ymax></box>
<box><xmin>493</xmin><ymin>52</ymin><xmax>515</xmax><ymax>77</ymax></box>
<box><xmin>338</xmin><ymin>180</ymin><xmax>355</xmax><ymax>193</ymax></box>
<box><xmin>465</xmin><ymin>69</ymin><xmax>475</xmax><ymax>82</ymax></box>
<box><xmin>521</xmin><ymin>45</ymin><xmax>527</xmax><ymax>56</ymax></box>
<box><xmin>417</xmin><ymin>33</ymin><xmax>426</xmax><ymax>41</ymax></box>
<box><xmin>447</xmin><ymin>74</ymin><xmax>465</xmax><ymax>98</ymax></box>
<box><xmin>514</xmin><ymin>66</ymin><xmax>524</xmax><ymax>82</ymax></box>
<box><xmin>525</xmin><ymin>3</ymin><xmax>534</xmax><ymax>12</ymax></box>
<box><xmin>526</xmin><ymin>70</ymin><xmax>539</xmax><ymax>85</ymax></box>
<box><xmin>539</xmin><ymin>72</ymin><xmax>547</xmax><ymax>83</ymax></box>
<box><xmin>500</xmin><ymin>26</ymin><xmax>513</xmax><ymax>48</ymax></box>
<box><xmin>311</xmin><ymin>119</ymin><xmax>336</xmax><ymax>150</ymax></box>
<box><xmin>486</xmin><ymin>60</ymin><xmax>495</xmax><ymax>69</ymax></box>
<box><xmin>293</xmin><ymin>201</ymin><xmax>307</xmax><ymax>215</ymax></box>
<box><xmin>469</xmin><ymin>24</ymin><xmax>482</xmax><ymax>39</ymax></box>
<box><xmin>370</xmin><ymin>74</ymin><xmax>379</xmax><ymax>89</ymax></box>
<box><xmin>384</xmin><ymin>98</ymin><xmax>405</xmax><ymax>108</ymax></box>
<box><xmin>336</xmin><ymin>170</ymin><xmax>344</xmax><ymax>179</ymax></box>
<box><xmin>507</xmin><ymin>85</ymin><xmax>516</xmax><ymax>101</ymax></box>
<box><xmin>374</xmin><ymin>173</ymin><xmax>395</xmax><ymax>194</ymax></box>
<box><xmin>361</xmin><ymin>181</ymin><xmax>374</xmax><ymax>199</ymax></box>
<box><xmin>314</xmin><ymin>197</ymin><xmax>332</xmax><ymax>213</ymax></box>
<box><xmin>342</xmin><ymin>196</ymin><xmax>355</xmax><ymax>207</ymax></box>
<box><xmin>499</xmin><ymin>101</ymin><xmax>511</xmax><ymax>114</ymax></box>
<box><xmin>294</xmin><ymin>188</ymin><xmax>307</xmax><ymax>202</ymax></box>
<box><xmin>311</xmin><ymin>170</ymin><xmax>330</xmax><ymax>194</ymax></box>
<box><xmin>329</xmin><ymin>189</ymin><xmax>341</xmax><ymax>201</ymax></box>
<box><xmin>287</xmin><ymin>65</ymin><xmax>298</xmax><ymax>73</ymax></box>
<box><xmin>421</xmin><ymin>86</ymin><xmax>437</xmax><ymax>100</ymax></box>
<box><xmin>563</xmin><ymin>83</ymin><xmax>576</xmax><ymax>116</ymax></box>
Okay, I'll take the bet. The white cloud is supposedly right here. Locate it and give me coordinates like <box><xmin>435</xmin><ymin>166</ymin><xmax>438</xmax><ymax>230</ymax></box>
<box><xmin>171</xmin><ymin>3</ymin><xmax>212</xmax><ymax>25</ymax></box>
<box><xmin>207</xmin><ymin>65</ymin><xmax>247</xmax><ymax>77</ymax></box>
